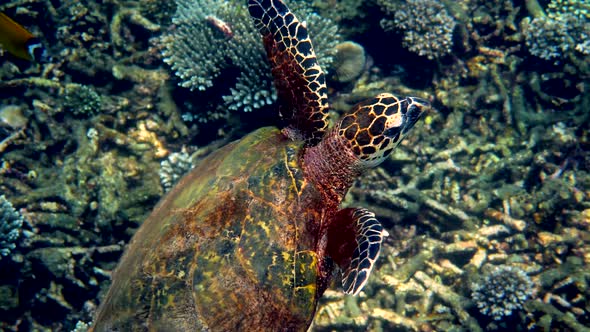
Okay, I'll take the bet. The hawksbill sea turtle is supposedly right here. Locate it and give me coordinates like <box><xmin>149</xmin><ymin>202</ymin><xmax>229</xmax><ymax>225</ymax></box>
<box><xmin>91</xmin><ymin>0</ymin><xmax>430</xmax><ymax>330</ymax></box>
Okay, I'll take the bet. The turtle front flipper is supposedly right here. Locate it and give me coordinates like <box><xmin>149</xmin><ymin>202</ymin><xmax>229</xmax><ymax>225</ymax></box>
<box><xmin>326</xmin><ymin>208</ymin><xmax>388</xmax><ymax>295</ymax></box>
<box><xmin>248</xmin><ymin>0</ymin><xmax>329</xmax><ymax>142</ymax></box>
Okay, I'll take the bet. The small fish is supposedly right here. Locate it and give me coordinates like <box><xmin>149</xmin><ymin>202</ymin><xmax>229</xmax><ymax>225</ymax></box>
<box><xmin>205</xmin><ymin>15</ymin><xmax>233</xmax><ymax>39</ymax></box>
<box><xmin>0</xmin><ymin>12</ymin><xmax>50</xmax><ymax>62</ymax></box>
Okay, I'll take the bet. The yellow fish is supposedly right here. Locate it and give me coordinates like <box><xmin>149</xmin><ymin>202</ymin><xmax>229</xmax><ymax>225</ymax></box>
<box><xmin>0</xmin><ymin>12</ymin><xmax>50</xmax><ymax>62</ymax></box>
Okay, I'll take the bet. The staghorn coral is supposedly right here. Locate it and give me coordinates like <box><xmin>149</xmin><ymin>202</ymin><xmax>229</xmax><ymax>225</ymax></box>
<box><xmin>160</xmin><ymin>0</ymin><xmax>340</xmax><ymax>119</ymax></box>
<box><xmin>0</xmin><ymin>195</ymin><xmax>26</xmax><ymax>258</ymax></box>
<box><xmin>471</xmin><ymin>265</ymin><xmax>535</xmax><ymax>321</ymax></box>
<box><xmin>378</xmin><ymin>0</ymin><xmax>456</xmax><ymax>59</ymax></box>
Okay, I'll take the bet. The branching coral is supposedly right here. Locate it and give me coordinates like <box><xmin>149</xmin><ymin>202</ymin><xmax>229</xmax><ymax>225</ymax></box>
<box><xmin>160</xmin><ymin>0</ymin><xmax>340</xmax><ymax>119</ymax></box>
<box><xmin>0</xmin><ymin>195</ymin><xmax>26</xmax><ymax>258</ymax></box>
<box><xmin>471</xmin><ymin>265</ymin><xmax>535</xmax><ymax>321</ymax></box>
<box><xmin>546</xmin><ymin>0</ymin><xmax>590</xmax><ymax>20</ymax></box>
<box><xmin>523</xmin><ymin>0</ymin><xmax>590</xmax><ymax>60</ymax></box>
<box><xmin>62</xmin><ymin>84</ymin><xmax>103</xmax><ymax>116</ymax></box>
<box><xmin>378</xmin><ymin>0</ymin><xmax>456</xmax><ymax>59</ymax></box>
<box><xmin>159</xmin><ymin>148</ymin><xmax>194</xmax><ymax>192</ymax></box>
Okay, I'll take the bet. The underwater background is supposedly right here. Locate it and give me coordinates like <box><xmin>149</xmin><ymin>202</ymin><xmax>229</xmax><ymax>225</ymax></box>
<box><xmin>0</xmin><ymin>0</ymin><xmax>588</xmax><ymax>331</ymax></box>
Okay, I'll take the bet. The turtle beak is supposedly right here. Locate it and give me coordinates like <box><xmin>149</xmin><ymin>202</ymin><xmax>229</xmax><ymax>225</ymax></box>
<box><xmin>401</xmin><ymin>97</ymin><xmax>429</xmax><ymax>135</ymax></box>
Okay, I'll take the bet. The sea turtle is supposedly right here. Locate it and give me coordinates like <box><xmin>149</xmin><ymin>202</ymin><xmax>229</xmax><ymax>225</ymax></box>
<box><xmin>92</xmin><ymin>0</ymin><xmax>429</xmax><ymax>330</ymax></box>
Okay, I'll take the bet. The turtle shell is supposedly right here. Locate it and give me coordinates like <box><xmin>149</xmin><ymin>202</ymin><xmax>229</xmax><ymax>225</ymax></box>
<box><xmin>92</xmin><ymin>127</ymin><xmax>332</xmax><ymax>331</ymax></box>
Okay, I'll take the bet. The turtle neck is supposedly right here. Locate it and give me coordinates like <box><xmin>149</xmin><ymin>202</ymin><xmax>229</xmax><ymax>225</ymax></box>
<box><xmin>302</xmin><ymin>129</ymin><xmax>362</xmax><ymax>205</ymax></box>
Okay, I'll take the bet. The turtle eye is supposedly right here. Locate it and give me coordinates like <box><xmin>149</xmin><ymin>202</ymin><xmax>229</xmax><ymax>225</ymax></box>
<box><xmin>337</xmin><ymin>93</ymin><xmax>428</xmax><ymax>169</ymax></box>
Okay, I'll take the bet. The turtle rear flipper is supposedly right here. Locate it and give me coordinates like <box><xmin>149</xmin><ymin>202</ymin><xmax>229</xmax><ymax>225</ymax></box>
<box><xmin>248</xmin><ymin>0</ymin><xmax>329</xmax><ymax>142</ymax></box>
<box><xmin>326</xmin><ymin>208</ymin><xmax>388</xmax><ymax>295</ymax></box>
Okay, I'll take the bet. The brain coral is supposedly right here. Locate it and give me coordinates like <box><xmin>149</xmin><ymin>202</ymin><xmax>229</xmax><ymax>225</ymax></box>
<box><xmin>332</xmin><ymin>41</ymin><xmax>367</xmax><ymax>83</ymax></box>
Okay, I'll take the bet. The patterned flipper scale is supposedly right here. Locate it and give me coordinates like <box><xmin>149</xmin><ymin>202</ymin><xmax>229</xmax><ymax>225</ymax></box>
<box><xmin>341</xmin><ymin>209</ymin><xmax>388</xmax><ymax>295</ymax></box>
<box><xmin>248</xmin><ymin>0</ymin><xmax>329</xmax><ymax>142</ymax></box>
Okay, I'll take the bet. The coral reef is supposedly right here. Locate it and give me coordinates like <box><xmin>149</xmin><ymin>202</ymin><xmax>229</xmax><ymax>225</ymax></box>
<box><xmin>307</xmin><ymin>0</ymin><xmax>590</xmax><ymax>324</ymax></box>
<box><xmin>159</xmin><ymin>0</ymin><xmax>341</xmax><ymax>119</ymax></box>
<box><xmin>378</xmin><ymin>0</ymin><xmax>456</xmax><ymax>59</ymax></box>
<box><xmin>159</xmin><ymin>147</ymin><xmax>194</xmax><ymax>192</ymax></box>
<box><xmin>0</xmin><ymin>0</ymin><xmax>588</xmax><ymax>330</ymax></box>
<box><xmin>523</xmin><ymin>11</ymin><xmax>590</xmax><ymax>61</ymax></box>
<box><xmin>471</xmin><ymin>265</ymin><xmax>535</xmax><ymax>321</ymax></box>
<box><xmin>0</xmin><ymin>195</ymin><xmax>27</xmax><ymax>258</ymax></box>
<box><xmin>0</xmin><ymin>1</ymin><xmax>178</xmax><ymax>329</ymax></box>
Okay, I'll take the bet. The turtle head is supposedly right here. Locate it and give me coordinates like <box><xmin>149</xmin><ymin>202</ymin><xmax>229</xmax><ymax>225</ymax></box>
<box><xmin>337</xmin><ymin>93</ymin><xmax>429</xmax><ymax>169</ymax></box>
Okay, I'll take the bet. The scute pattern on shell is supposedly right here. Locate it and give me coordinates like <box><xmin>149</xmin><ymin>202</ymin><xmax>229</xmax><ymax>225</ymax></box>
<box><xmin>90</xmin><ymin>127</ymin><xmax>328</xmax><ymax>331</ymax></box>
<box><xmin>249</xmin><ymin>0</ymin><xmax>330</xmax><ymax>142</ymax></box>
